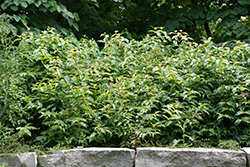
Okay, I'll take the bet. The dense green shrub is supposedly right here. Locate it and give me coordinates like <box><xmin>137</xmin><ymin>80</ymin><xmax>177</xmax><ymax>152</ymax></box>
<box><xmin>1</xmin><ymin>23</ymin><xmax>250</xmax><ymax>150</ymax></box>
<box><xmin>0</xmin><ymin>14</ymin><xmax>18</xmax><ymax>147</ymax></box>
<box><xmin>0</xmin><ymin>14</ymin><xmax>17</xmax><ymax>123</ymax></box>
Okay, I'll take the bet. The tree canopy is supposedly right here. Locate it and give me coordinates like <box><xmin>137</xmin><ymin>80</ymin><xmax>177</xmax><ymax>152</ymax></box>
<box><xmin>115</xmin><ymin>0</ymin><xmax>250</xmax><ymax>42</ymax></box>
<box><xmin>1</xmin><ymin>0</ymin><xmax>250</xmax><ymax>42</ymax></box>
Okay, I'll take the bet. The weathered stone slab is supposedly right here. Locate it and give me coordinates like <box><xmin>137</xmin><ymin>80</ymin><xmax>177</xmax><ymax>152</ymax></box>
<box><xmin>135</xmin><ymin>147</ymin><xmax>246</xmax><ymax>167</ymax></box>
<box><xmin>38</xmin><ymin>147</ymin><xmax>135</xmax><ymax>167</ymax></box>
<box><xmin>0</xmin><ymin>152</ymin><xmax>37</xmax><ymax>167</ymax></box>
<box><xmin>242</xmin><ymin>147</ymin><xmax>250</xmax><ymax>167</ymax></box>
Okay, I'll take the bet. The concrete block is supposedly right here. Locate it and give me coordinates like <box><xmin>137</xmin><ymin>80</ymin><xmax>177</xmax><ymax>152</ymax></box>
<box><xmin>0</xmin><ymin>152</ymin><xmax>37</xmax><ymax>167</ymax></box>
<box><xmin>242</xmin><ymin>147</ymin><xmax>250</xmax><ymax>167</ymax></box>
<box><xmin>135</xmin><ymin>147</ymin><xmax>246</xmax><ymax>167</ymax></box>
<box><xmin>38</xmin><ymin>147</ymin><xmax>135</xmax><ymax>167</ymax></box>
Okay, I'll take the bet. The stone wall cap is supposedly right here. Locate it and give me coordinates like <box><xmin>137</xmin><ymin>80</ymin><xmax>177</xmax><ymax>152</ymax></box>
<box><xmin>50</xmin><ymin>147</ymin><xmax>135</xmax><ymax>154</ymax></box>
<box><xmin>136</xmin><ymin>147</ymin><xmax>243</xmax><ymax>152</ymax></box>
<box><xmin>77</xmin><ymin>147</ymin><xmax>134</xmax><ymax>151</ymax></box>
<box><xmin>242</xmin><ymin>147</ymin><xmax>250</xmax><ymax>152</ymax></box>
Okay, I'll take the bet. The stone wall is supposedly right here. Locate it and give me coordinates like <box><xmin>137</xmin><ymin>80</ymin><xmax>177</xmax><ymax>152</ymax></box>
<box><xmin>1</xmin><ymin>147</ymin><xmax>250</xmax><ymax>167</ymax></box>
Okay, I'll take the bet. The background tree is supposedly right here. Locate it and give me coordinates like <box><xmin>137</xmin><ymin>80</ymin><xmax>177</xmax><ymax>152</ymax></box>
<box><xmin>114</xmin><ymin>0</ymin><xmax>250</xmax><ymax>42</ymax></box>
<box><xmin>0</xmin><ymin>0</ymin><xmax>80</xmax><ymax>35</ymax></box>
<box><xmin>1</xmin><ymin>0</ymin><xmax>250</xmax><ymax>41</ymax></box>
<box><xmin>0</xmin><ymin>0</ymin><xmax>123</xmax><ymax>38</ymax></box>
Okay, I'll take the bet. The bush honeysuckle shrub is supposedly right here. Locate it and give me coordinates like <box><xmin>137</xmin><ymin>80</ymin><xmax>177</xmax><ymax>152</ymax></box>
<box><xmin>1</xmin><ymin>26</ymin><xmax>250</xmax><ymax>150</ymax></box>
<box><xmin>0</xmin><ymin>14</ymin><xmax>18</xmax><ymax>125</ymax></box>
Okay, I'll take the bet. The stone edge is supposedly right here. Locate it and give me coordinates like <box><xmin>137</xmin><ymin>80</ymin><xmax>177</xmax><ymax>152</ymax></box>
<box><xmin>242</xmin><ymin>147</ymin><xmax>250</xmax><ymax>167</ymax></box>
<box><xmin>1</xmin><ymin>147</ymin><xmax>250</xmax><ymax>167</ymax></box>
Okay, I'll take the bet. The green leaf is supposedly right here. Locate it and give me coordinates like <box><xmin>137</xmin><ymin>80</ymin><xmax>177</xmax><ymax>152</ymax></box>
<box><xmin>51</xmin><ymin>1</ymin><xmax>58</xmax><ymax>11</ymax></box>
<box><xmin>173</xmin><ymin>139</ymin><xmax>181</xmax><ymax>145</ymax></box>
<box><xmin>35</xmin><ymin>135</ymin><xmax>46</xmax><ymax>141</ymax></box>
<box><xmin>1</xmin><ymin>2</ymin><xmax>9</xmax><ymax>10</ymax></box>
<box><xmin>56</xmin><ymin>4</ymin><xmax>62</xmax><ymax>12</ymax></box>
<box><xmin>207</xmin><ymin>8</ymin><xmax>217</xmax><ymax>20</ymax></box>
<box><xmin>219</xmin><ymin>10</ymin><xmax>231</xmax><ymax>18</ymax></box>
<box><xmin>40</xmin><ymin>6</ymin><xmax>47</xmax><ymax>12</ymax></box>
<box><xmin>10</xmin><ymin>5</ymin><xmax>18</xmax><ymax>11</ymax></box>
<box><xmin>67</xmin><ymin>17</ymin><xmax>73</xmax><ymax>26</ymax></box>
<box><xmin>238</xmin><ymin>0</ymin><xmax>250</xmax><ymax>5</ymax></box>
<box><xmin>166</xmin><ymin>120</ymin><xmax>173</xmax><ymax>126</ymax></box>
<box><xmin>198</xmin><ymin>10</ymin><xmax>205</xmax><ymax>19</ymax></box>
<box><xmin>67</xmin><ymin>12</ymin><xmax>74</xmax><ymax>19</ymax></box>
<box><xmin>26</xmin><ymin>0</ymin><xmax>35</xmax><ymax>5</ymax></box>
<box><xmin>185</xmin><ymin>19</ymin><xmax>193</xmax><ymax>26</ymax></box>
<box><xmin>179</xmin><ymin>17</ymin><xmax>187</xmax><ymax>22</ymax></box>
<box><xmin>74</xmin><ymin>12</ymin><xmax>80</xmax><ymax>21</ymax></box>
<box><xmin>231</xmin><ymin>7</ymin><xmax>247</xmax><ymax>15</ymax></box>
<box><xmin>21</xmin><ymin>1</ymin><xmax>28</xmax><ymax>8</ymax></box>
<box><xmin>43</xmin><ymin>2</ymin><xmax>51</xmax><ymax>8</ymax></box>
<box><xmin>20</xmin><ymin>18</ymin><xmax>28</xmax><ymax>26</ymax></box>
<box><xmin>240</xmin><ymin>8</ymin><xmax>248</xmax><ymax>15</ymax></box>
<box><xmin>20</xmin><ymin>14</ymin><xmax>28</xmax><ymax>19</ymax></box>
<box><xmin>89</xmin><ymin>132</ymin><xmax>97</xmax><ymax>142</ymax></box>
<box><xmin>72</xmin><ymin>21</ymin><xmax>79</xmax><ymax>31</ymax></box>
<box><xmin>13</xmin><ymin>15</ymin><xmax>20</xmax><ymax>22</ymax></box>
<box><xmin>187</xmin><ymin>9</ymin><xmax>197</xmax><ymax>19</ymax></box>
<box><xmin>34</xmin><ymin>0</ymin><xmax>41</xmax><ymax>7</ymax></box>
<box><xmin>60</xmin><ymin>4</ymin><xmax>66</xmax><ymax>11</ymax></box>
<box><xmin>48</xmin><ymin>6</ymin><xmax>56</xmax><ymax>13</ymax></box>
<box><xmin>13</xmin><ymin>0</ymin><xmax>20</xmax><ymax>6</ymax></box>
<box><xmin>197</xmin><ymin>20</ymin><xmax>205</xmax><ymax>25</ymax></box>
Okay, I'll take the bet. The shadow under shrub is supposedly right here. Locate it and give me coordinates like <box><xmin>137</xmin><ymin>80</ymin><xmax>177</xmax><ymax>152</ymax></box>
<box><xmin>1</xmin><ymin>25</ymin><xmax>250</xmax><ymax>150</ymax></box>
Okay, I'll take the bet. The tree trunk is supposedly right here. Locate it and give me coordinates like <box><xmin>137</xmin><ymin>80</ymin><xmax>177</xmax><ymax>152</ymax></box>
<box><xmin>204</xmin><ymin>20</ymin><xmax>212</xmax><ymax>38</ymax></box>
